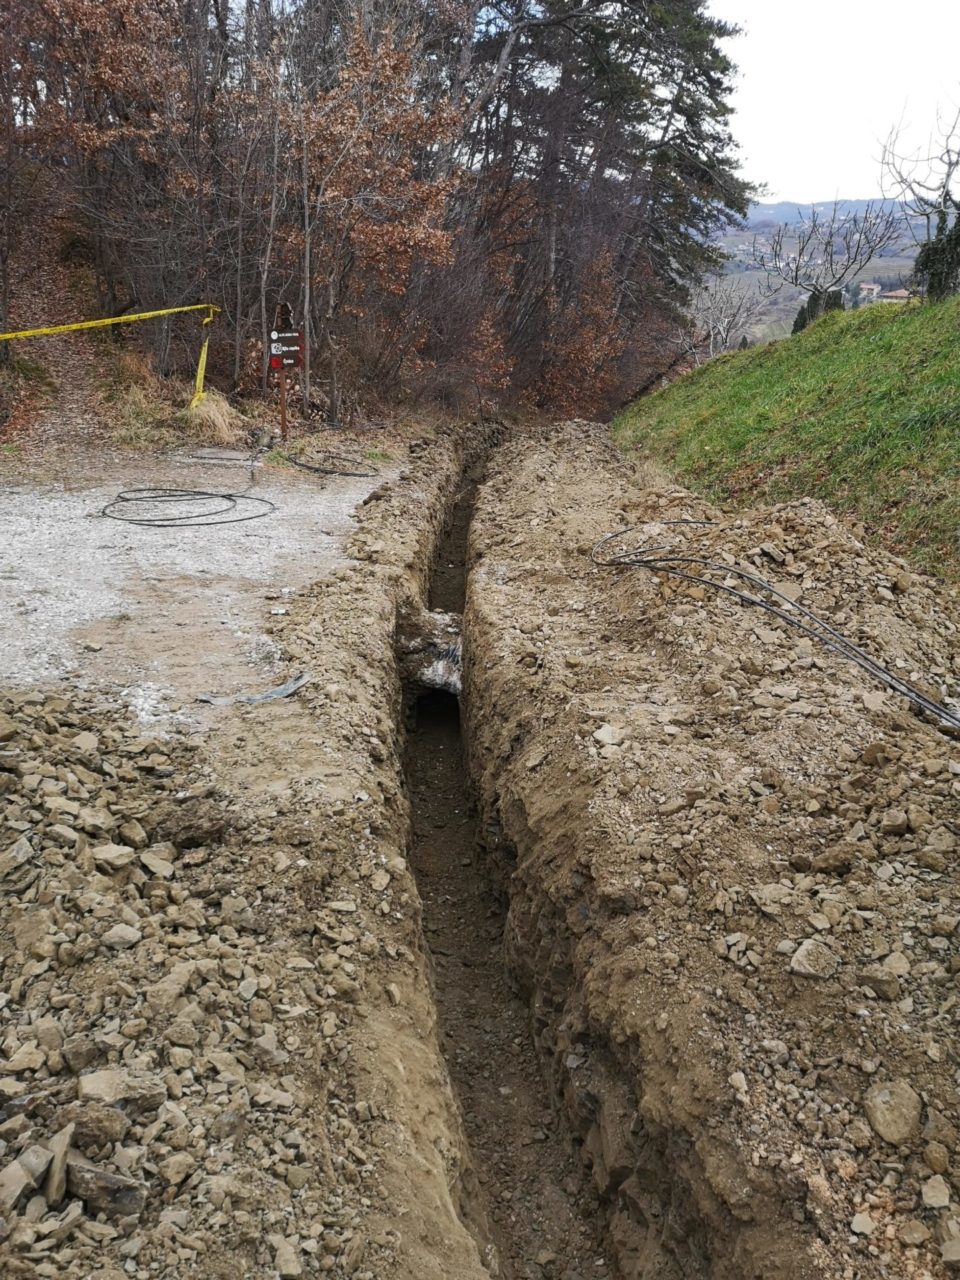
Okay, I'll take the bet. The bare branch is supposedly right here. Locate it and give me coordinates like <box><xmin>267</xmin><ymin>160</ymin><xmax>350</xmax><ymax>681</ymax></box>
<box><xmin>752</xmin><ymin>201</ymin><xmax>903</xmax><ymax>296</ymax></box>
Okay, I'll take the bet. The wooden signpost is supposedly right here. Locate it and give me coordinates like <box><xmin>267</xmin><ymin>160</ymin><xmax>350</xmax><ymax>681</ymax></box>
<box><xmin>270</xmin><ymin>304</ymin><xmax>304</xmax><ymax>440</ymax></box>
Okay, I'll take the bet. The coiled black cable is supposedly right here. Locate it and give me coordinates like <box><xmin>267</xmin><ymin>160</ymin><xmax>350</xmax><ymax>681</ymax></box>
<box><xmin>592</xmin><ymin>521</ymin><xmax>960</xmax><ymax>733</ymax></box>
<box><xmin>101</xmin><ymin>487</ymin><xmax>276</xmax><ymax>527</ymax></box>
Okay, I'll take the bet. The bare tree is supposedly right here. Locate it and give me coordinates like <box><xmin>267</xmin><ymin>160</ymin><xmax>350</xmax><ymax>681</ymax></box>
<box><xmin>676</xmin><ymin>274</ymin><xmax>763</xmax><ymax>365</ymax></box>
<box><xmin>753</xmin><ymin>201</ymin><xmax>903</xmax><ymax>301</ymax></box>
<box><xmin>882</xmin><ymin>108</ymin><xmax>960</xmax><ymax>300</ymax></box>
<box><xmin>882</xmin><ymin>107</ymin><xmax>960</xmax><ymax>245</ymax></box>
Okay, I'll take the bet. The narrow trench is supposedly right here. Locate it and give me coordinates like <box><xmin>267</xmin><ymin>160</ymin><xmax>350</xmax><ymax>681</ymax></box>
<box><xmin>402</xmin><ymin>475</ymin><xmax>612</xmax><ymax>1280</ymax></box>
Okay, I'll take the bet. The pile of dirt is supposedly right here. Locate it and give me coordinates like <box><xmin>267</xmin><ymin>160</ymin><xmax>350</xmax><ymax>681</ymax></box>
<box><xmin>0</xmin><ymin>426</ymin><xmax>495</xmax><ymax>1280</ymax></box>
<box><xmin>464</xmin><ymin>421</ymin><xmax>960</xmax><ymax>1279</ymax></box>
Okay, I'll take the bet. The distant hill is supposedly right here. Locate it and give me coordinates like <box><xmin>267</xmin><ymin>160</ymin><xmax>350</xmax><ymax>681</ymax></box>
<box><xmin>614</xmin><ymin>296</ymin><xmax>960</xmax><ymax>577</ymax></box>
<box><xmin>747</xmin><ymin>198</ymin><xmax>900</xmax><ymax>227</ymax></box>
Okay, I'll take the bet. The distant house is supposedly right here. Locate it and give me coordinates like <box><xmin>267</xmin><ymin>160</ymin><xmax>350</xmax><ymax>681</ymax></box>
<box><xmin>858</xmin><ymin>282</ymin><xmax>882</xmax><ymax>301</ymax></box>
<box><xmin>878</xmin><ymin>288</ymin><xmax>911</xmax><ymax>302</ymax></box>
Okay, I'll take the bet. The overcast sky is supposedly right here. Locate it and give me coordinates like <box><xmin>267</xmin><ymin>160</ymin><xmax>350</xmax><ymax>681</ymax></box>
<box><xmin>707</xmin><ymin>0</ymin><xmax>960</xmax><ymax>202</ymax></box>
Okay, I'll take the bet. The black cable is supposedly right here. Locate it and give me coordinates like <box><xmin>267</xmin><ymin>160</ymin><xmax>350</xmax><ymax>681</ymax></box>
<box><xmin>101</xmin><ymin>487</ymin><xmax>276</xmax><ymax>527</ymax></box>
<box><xmin>289</xmin><ymin>453</ymin><xmax>378</xmax><ymax>479</ymax></box>
<box><xmin>101</xmin><ymin>440</ymin><xmax>275</xmax><ymax>528</ymax></box>
<box><xmin>592</xmin><ymin>521</ymin><xmax>960</xmax><ymax>733</ymax></box>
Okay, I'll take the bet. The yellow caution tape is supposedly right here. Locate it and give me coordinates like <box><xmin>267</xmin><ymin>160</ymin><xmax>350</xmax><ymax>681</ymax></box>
<box><xmin>0</xmin><ymin>303</ymin><xmax>221</xmax><ymax>406</ymax></box>
<box><xmin>190</xmin><ymin>310</ymin><xmax>216</xmax><ymax>409</ymax></box>
<box><xmin>0</xmin><ymin>303</ymin><xmax>220</xmax><ymax>343</ymax></box>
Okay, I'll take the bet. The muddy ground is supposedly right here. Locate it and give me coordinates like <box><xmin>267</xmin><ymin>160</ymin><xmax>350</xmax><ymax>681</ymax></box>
<box><xmin>1</xmin><ymin>419</ymin><xmax>958</xmax><ymax>1280</ymax></box>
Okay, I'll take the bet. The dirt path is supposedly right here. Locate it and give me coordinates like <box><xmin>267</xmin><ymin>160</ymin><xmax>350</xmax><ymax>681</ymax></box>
<box><xmin>0</xmin><ymin>451</ymin><xmax>374</xmax><ymax>705</ymax></box>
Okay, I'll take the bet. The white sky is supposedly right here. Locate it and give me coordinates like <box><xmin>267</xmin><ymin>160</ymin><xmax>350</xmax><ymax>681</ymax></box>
<box><xmin>707</xmin><ymin>0</ymin><xmax>960</xmax><ymax>202</ymax></box>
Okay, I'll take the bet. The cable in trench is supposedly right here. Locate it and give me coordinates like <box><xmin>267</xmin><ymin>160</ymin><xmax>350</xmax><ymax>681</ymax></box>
<box><xmin>592</xmin><ymin>520</ymin><xmax>960</xmax><ymax>733</ymax></box>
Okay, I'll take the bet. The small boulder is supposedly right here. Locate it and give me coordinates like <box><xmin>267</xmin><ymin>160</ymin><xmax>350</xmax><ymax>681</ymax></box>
<box><xmin>864</xmin><ymin>1079</ymin><xmax>922</xmax><ymax>1146</ymax></box>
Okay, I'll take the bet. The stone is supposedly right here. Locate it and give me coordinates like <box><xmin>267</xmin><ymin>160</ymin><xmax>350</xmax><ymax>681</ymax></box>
<box><xmin>593</xmin><ymin>723</ymin><xmax>628</xmax><ymax>747</ymax></box>
<box><xmin>58</xmin><ymin>1101</ymin><xmax>131</xmax><ymax>1150</ymax></box>
<box><xmin>102</xmin><ymin>923</ymin><xmax>141</xmax><ymax>949</ymax></box>
<box><xmin>18</xmin><ymin>1146</ymin><xmax>53</xmax><ymax>1187</ymax></box>
<box><xmin>140</xmin><ymin>849</ymin><xmax>175</xmax><ymax>878</ymax></box>
<box><xmin>924</xmin><ymin>1110</ymin><xmax>958</xmax><ymax>1150</ymax></box>
<box><xmin>858</xmin><ymin>965</ymin><xmax>900</xmax><ymax>1001</ymax></box>
<box><xmin>272</xmin><ymin>1236</ymin><xmax>303</xmax><ymax>1278</ymax></box>
<box><xmin>883</xmin><ymin>951</ymin><xmax>911</xmax><ymax>978</ymax></box>
<box><xmin>118</xmin><ymin>819</ymin><xmax>148</xmax><ymax>849</ymax></box>
<box><xmin>66</xmin><ymin>1153</ymin><xmax>146</xmax><ymax>1219</ymax></box>
<box><xmin>0</xmin><ymin>712</ymin><xmax>19</xmax><ymax>742</ymax></box>
<box><xmin>812</xmin><ymin>844</ymin><xmax>855</xmax><ymax>875</ymax></box>
<box><xmin>789</xmin><ymin>937</ymin><xmax>838</xmax><ymax>978</ymax></box>
<box><xmin>922</xmin><ymin>1174</ymin><xmax>951</xmax><ymax>1209</ymax></box>
<box><xmin>72</xmin><ymin>731</ymin><xmax>99</xmax><ymax>754</ymax></box>
<box><xmin>6</xmin><ymin>1042</ymin><xmax>45</xmax><ymax>1072</ymax></box>
<box><xmin>42</xmin><ymin>1123</ymin><xmax>75</xmax><ymax>1205</ymax></box>
<box><xmin>78</xmin><ymin>1069</ymin><xmax>166</xmax><ymax>1114</ymax></box>
<box><xmin>0</xmin><ymin>1160</ymin><xmax>31</xmax><ymax>1212</ymax></box>
<box><xmin>880</xmin><ymin>808</ymin><xmax>909</xmax><ymax>835</ymax></box>
<box><xmin>158</xmin><ymin>1152</ymin><xmax>196</xmax><ymax>1186</ymax></box>
<box><xmin>863</xmin><ymin>1080</ymin><xmax>922</xmax><ymax>1145</ymax></box>
<box><xmin>942</xmin><ymin>1240</ymin><xmax>960</xmax><ymax>1270</ymax></box>
<box><xmin>925</xmin><ymin>1141</ymin><xmax>950</xmax><ymax>1174</ymax></box>
<box><xmin>899</xmin><ymin>1220</ymin><xmax>930</xmax><ymax>1246</ymax></box>
<box><xmin>0</xmin><ymin>836</ymin><xmax>34</xmax><ymax>879</ymax></box>
<box><xmin>851</xmin><ymin>1212</ymin><xmax>875</xmax><ymax>1236</ymax></box>
<box><xmin>91</xmin><ymin>842</ymin><xmax>137</xmax><ymax>871</ymax></box>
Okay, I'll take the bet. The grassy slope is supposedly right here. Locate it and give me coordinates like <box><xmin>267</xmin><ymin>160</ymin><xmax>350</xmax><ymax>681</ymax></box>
<box><xmin>613</xmin><ymin>298</ymin><xmax>960</xmax><ymax>576</ymax></box>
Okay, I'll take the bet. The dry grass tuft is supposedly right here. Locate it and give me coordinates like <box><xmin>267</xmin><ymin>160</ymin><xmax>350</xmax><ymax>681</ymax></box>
<box><xmin>177</xmin><ymin>389</ymin><xmax>245</xmax><ymax>445</ymax></box>
<box><xmin>101</xmin><ymin>351</ymin><xmax>247</xmax><ymax>449</ymax></box>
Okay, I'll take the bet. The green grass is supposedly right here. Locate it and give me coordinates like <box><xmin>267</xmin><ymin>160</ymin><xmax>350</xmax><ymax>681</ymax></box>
<box><xmin>364</xmin><ymin>446</ymin><xmax>392</xmax><ymax>463</ymax></box>
<box><xmin>614</xmin><ymin>298</ymin><xmax>960</xmax><ymax>577</ymax></box>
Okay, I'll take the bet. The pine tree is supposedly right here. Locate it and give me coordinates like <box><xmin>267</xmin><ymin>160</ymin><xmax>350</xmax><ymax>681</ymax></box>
<box><xmin>792</xmin><ymin>302</ymin><xmax>808</xmax><ymax>334</ymax></box>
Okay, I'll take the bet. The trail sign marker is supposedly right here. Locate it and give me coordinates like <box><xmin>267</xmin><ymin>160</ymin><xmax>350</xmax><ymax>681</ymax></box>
<box><xmin>269</xmin><ymin>329</ymin><xmax>304</xmax><ymax>370</ymax></box>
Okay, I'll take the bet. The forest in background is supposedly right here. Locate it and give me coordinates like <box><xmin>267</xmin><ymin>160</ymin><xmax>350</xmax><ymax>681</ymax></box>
<box><xmin>1</xmin><ymin>0</ymin><xmax>750</xmax><ymax>420</ymax></box>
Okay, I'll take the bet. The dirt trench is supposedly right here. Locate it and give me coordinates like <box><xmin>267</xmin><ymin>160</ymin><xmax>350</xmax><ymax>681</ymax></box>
<box><xmin>402</xmin><ymin>474</ymin><xmax>614</xmax><ymax>1280</ymax></box>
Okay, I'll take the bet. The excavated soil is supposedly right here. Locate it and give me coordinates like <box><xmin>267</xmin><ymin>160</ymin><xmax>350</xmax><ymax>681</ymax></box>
<box><xmin>3</xmin><ymin>415</ymin><xmax>959</xmax><ymax>1280</ymax></box>
<box><xmin>464</xmin><ymin>421</ymin><xmax>960</xmax><ymax>1280</ymax></box>
<box><xmin>0</xmin><ymin>428</ymin><xmax>496</xmax><ymax>1280</ymax></box>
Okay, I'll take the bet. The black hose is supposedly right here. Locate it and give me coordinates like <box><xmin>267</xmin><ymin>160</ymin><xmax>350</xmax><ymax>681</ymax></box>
<box><xmin>289</xmin><ymin>453</ymin><xmax>377</xmax><ymax>479</ymax></box>
<box><xmin>102</xmin><ymin>487</ymin><xmax>276</xmax><ymax>527</ymax></box>
<box><xmin>102</xmin><ymin>440</ymin><xmax>276</xmax><ymax>528</ymax></box>
<box><xmin>592</xmin><ymin>521</ymin><xmax>960</xmax><ymax>733</ymax></box>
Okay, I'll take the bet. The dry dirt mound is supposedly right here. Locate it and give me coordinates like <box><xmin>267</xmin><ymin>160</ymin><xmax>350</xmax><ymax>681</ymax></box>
<box><xmin>464</xmin><ymin>421</ymin><xmax>960</xmax><ymax>1279</ymax></box>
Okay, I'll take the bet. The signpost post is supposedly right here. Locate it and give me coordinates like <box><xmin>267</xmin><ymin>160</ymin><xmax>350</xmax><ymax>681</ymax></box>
<box><xmin>270</xmin><ymin>304</ymin><xmax>304</xmax><ymax>441</ymax></box>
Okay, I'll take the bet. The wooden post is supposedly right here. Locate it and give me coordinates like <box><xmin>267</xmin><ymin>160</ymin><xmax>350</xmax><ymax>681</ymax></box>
<box><xmin>278</xmin><ymin>367</ymin><xmax>288</xmax><ymax>442</ymax></box>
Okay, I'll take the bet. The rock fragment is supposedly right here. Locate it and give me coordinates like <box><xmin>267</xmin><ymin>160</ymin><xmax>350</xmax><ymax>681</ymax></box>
<box><xmin>863</xmin><ymin>1080</ymin><xmax>922</xmax><ymax>1145</ymax></box>
<box><xmin>789</xmin><ymin>937</ymin><xmax>838</xmax><ymax>978</ymax></box>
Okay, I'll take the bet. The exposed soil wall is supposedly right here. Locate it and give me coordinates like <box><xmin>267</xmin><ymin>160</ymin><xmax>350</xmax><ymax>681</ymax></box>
<box><xmin>463</xmin><ymin>421</ymin><xmax>960</xmax><ymax>1280</ymax></box>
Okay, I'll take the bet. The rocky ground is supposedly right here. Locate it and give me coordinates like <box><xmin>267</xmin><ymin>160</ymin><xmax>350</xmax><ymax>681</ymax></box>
<box><xmin>0</xmin><ymin>428</ymin><xmax>494</xmax><ymax>1280</ymax></box>
<box><xmin>465</xmin><ymin>422</ymin><xmax>960</xmax><ymax>1279</ymax></box>
<box><xmin>2</xmin><ymin>413</ymin><xmax>958</xmax><ymax>1280</ymax></box>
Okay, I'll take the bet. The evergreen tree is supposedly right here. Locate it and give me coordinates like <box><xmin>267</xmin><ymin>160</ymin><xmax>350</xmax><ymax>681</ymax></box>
<box><xmin>824</xmin><ymin>289</ymin><xmax>844</xmax><ymax>312</ymax></box>
<box><xmin>792</xmin><ymin>302</ymin><xmax>808</xmax><ymax>333</ymax></box>
<box><xmin>914</xmin><ymin>207</ymin><xmax>960</xmax><ymax>301</ymax></box>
